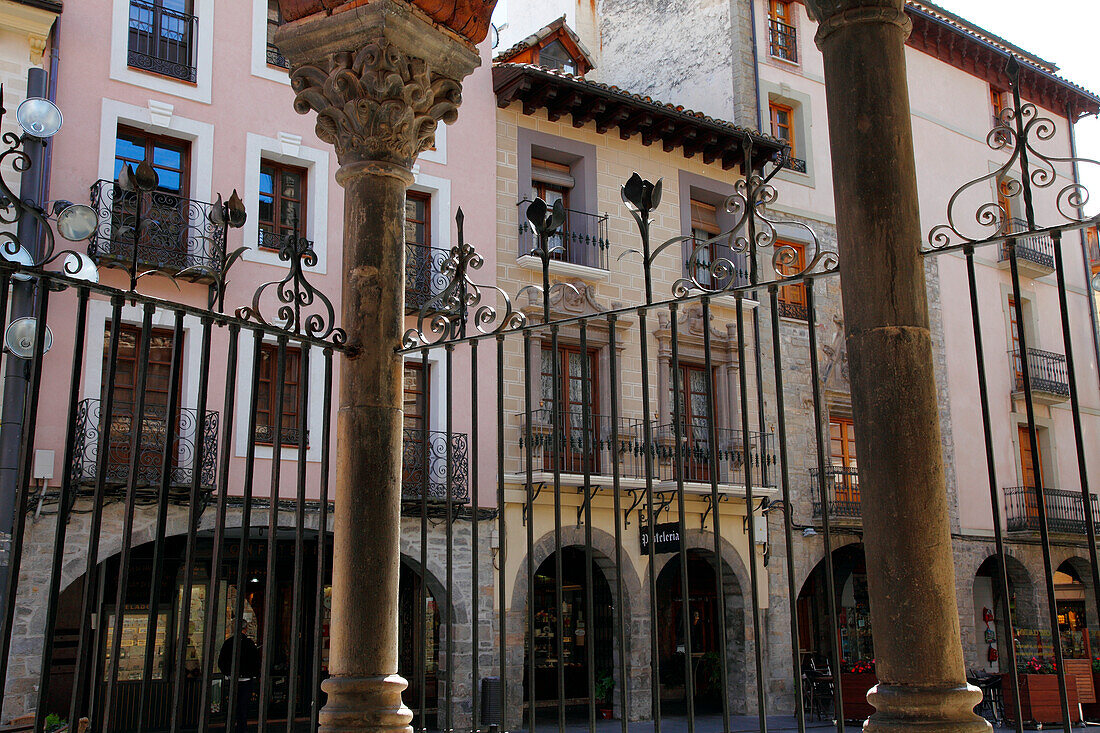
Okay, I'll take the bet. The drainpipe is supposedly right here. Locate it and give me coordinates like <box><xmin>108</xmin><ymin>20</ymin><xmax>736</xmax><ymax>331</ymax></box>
<box><xmin>0</xmin><ymin>66</ymin><xmax>50</xmax><ymax>611</ymax></box>
<box><xmin>41</xmin><ymin>16</ymin><xmax>60</xmax><ymax>207</ymax></box>
<box><xmin>747</xmin><ymin>0</ymin><xmax>763</xmax><ymax>132</ymax></box>
<box><xmin>1065</xmin><ymin>104</ymin><xmax>1100</xmax><ymax>397</ymax></box>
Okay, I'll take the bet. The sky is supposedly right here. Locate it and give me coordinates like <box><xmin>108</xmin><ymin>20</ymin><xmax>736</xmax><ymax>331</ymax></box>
<box><xmin>931</xmin><ymin>0</ymin><xmax>1100</xmax><ymax>216</ymax></box>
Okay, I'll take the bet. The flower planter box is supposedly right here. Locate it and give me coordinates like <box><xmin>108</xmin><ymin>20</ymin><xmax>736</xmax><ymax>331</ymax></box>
<box><xmin>1002</xmin><ymin>673</ymin><xmax>1081</xmax><ymax>725</ymax></box>
<box><xmin>840</xmin><ymin>672</ymin><xmax>877</xmax><ymax>722</ymax></box>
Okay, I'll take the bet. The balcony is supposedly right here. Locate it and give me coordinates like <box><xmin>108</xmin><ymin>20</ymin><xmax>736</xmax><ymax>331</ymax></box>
<box><xmin>782</xmin><ymin>156</ymin><xmax>807</xmax><ymax>174</ymax></box>
<box><xmin>402</xmin><ymin>429</ymin><xmax>469</xmax><ymax>504</ymax></box>
<box><xmin>515</xmin><ymin>409</ymin><xmax>776</xmax><ymax>491</ymax></box>
<box><xmin>406</xmin><ymin>241</ymin><xmax>453</xmax><ymax>313</ymax></box>
<box><xmin>258</xmin><ymin>227</ymin><xmax>313</xmax><ymax>254</ymax></box>
<box><xmin>810</xmin><ymin>465</ymin><xmax>861</xmax><ymax>523</ymax></box>
<box><xmin>683</xmin><ymin>238</ymin><xmax>750</xmax><ymax>290</ymax></box>
<box><xmin>127</xmin><ymin>0</ymin><xmax>197</xmax><ymax>83</ymax></box>
<box><xmin>517</xmin><ymin>201</ymin><xmax>609</xmax><ymax>272</ymax></box>
<box><xmin>88</xmin><ymin>180</ymin><xmax>226</xmax><ymax>280</ymax></box>
<box><xmin>70</xmin><ymin>399</ymin><xmax>219</xmax><ymax>502</ymax></box>
<box><xmin>777</xmin><ymin>300</ymin><xmax>808</xmax><ymax>321</ymax></box>
<box><xmin>267</xmin><ymin>43</ymin><xmax>289</xmax><ymax>69</ymax></box>
<box><xmin>769</xmin><ymin>19</ymin><xmax>798</xmax><ymax>63</ymax></box>
<box><xmin>997</xmin><ymin>217</ymin><xmax>1056</xmax><ymax>277</ymax></box>
<box><xmin>1010</xmin><ymin>348</ymin><xmax>1070</xmax><ymax>404</ymax></box>
<box><xmin>1005</xmin><ymin>486</ymin><xmax>1100</xmax><ymax>535</ymax></box>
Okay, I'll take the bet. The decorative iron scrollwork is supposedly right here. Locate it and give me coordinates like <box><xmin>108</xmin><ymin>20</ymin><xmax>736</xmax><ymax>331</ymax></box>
<box><xmin>237</xmin><ymin>223</ymin><xmax>347</xmax><ymax>346</ymax></box>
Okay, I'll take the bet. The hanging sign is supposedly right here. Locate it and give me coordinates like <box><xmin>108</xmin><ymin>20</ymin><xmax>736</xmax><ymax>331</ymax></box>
<box><xmin>639</xmin><ymin>522</ymin><xmax>681</xmax><ymax>554</ymax></box>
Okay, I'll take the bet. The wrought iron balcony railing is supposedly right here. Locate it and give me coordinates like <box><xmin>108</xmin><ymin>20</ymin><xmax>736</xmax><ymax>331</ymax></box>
<box><xmin>653</xmin><ymin>420</ymin><xmax>776</xmax><ymax>487</ymax></box>
<box><xmin>254</xmin><ymin>424</ymin><xmax>308</xmax><ymax>447</ymax></box>
<box><xmin>769</xmin><ymin>19</ymin><xmax>798</xmax><ymax>63</ymax></box>
<box><xmin>267</xmin><ymin>42</ymin><xmax>289</xmax><ymax>69</ymax></box>
<box><xmin>998</xmin><ymin>217</ymin><xmax>1055</xmax><ymax>270</ymax></box>
<box><xmin>71</xmin><ymin>399</ymin><xmax>219</xmax><ymax>503</ymax></box>
<box><xmin>684</xmin><ymin>237</ymin><xmax>750</xmax><ymax>290</ymax></box>
<box><xmin>406</xmin><ymin>241</ymin><xmax>453</xmax><ymax>312</ymax></box>
<box><xmin>810</xmin><ymin>465</ymin><xmax>861</xmax><ymax>520</ymax></box>
<box><xmin>518</xmin><ymin>409</ymin><xmax>647</xmax><ymax>477</ymax></box>
<box><xmin>1009</xmin><ymin>348</ymin><xmax>1070</xmax><ymax>398</ymax></box>
<box><xmin>127</xmin><ymin>0</ymin><xmax>197</xmax><ymax>82</ymax></box>
<box><xmin>1005</xmin><ymin>486</ymin><xmax>1100</xmax><ymax>535</ymax></box>
<box><xmin>402</xmin><ymin>429</ymin><xmax>469</xmax><ymax>504</ymax></box>
<box><xmin>258</xmin><ymin>227</ymin><xmax>313</xmax><ymax>254</ymax></box>
<box><xmin>88</xmin><ymin>180</ymin><xmax>226</xmax><ymax>279</ymax></box>
<box><xmin>778</xmin><ymin>300</ymin><xmax>808</xmax><ymax>320</ymax></box>
<box><xmin>783</xmin><ymin>156</ymin><xmax>807</xmax><ymax>173</ymax></box>
<box><xmin>518</xmin><ymin>200</ymin><xmax>610</xmax><ymax>270</ymax></box>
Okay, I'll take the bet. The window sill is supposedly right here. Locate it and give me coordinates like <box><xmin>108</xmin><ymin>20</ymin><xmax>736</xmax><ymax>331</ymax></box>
<box><xmin>125</xmin><ymin>63</ymin><xmax>199</xmax><ymax>87</ymax></box>
<box><xmin>768</xmin><ymin>53</ymin><xmax>801</xmax><ymax>68</ymax></box>
<box><xmin>516</xmin><ymin>254</ymin><xmax>609</xmax><ymax>281</ymax></box>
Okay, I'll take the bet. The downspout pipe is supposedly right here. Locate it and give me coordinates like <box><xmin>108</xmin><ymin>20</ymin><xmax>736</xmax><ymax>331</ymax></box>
<box><xmin>41</xmin><ymin>16</ymin><xmax>60</xmax><ymax>208</ymax></box>
<box><xmin>747</xmin><ymin>0</ymin><xmax>763</xmax><ymax>132</ymax></box>
<box><xmin>1066</xmin><ymin>104</ymin><xmax>1100</xmax><ymax>396</ymax></box>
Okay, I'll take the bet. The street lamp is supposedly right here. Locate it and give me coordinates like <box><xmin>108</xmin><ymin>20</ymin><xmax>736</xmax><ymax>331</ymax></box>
<box><xmin>2</xmin><ymin>316</ymin><xmax>52</xmax><ymax>360</ymax></box>
<box><xmin>15</xmin><ymin>97</ymin><xmax>62</xmax><ymax>139</ymax></box>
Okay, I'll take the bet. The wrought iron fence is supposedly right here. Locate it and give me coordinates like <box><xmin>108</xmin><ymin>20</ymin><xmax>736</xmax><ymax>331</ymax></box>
<box><xmin>810</xmin><ymin>466</ymin><xmax>861</xmax><ymax>520</ymax></box>
<box><xmin>402</xmin><ymin>429</ymin><xmax>470</xmax><ymax>504</ymax></box>
<box><xmin>70</xmin><ymin>399</ymin><xmax>219</xmax><ymax>503</ymax></box>
<box><xmin>1004</xmin><ymin>487</ymin><xmax>1100</xmax><ymax>535</ymax></box>
<box><xmin>1010</xmin><ymin>348</ymin><xmax>1070</xmax><ymax>397</ymax></box>
<box><xmin>769</xmin><ymin>19</ymin><xmax>798</xmax><ymax>63</ymax></box>
<box><xmin>87</xmin><ymin>180</ymin><xmax>226</xmax><ymax>278</ymax></box>
<box><xmin>684</xmin><ymin>237</ymin><xmax>750</xmax><ymax>290</ymax></box>
<box><xmin>127</xmin><ymin>0</ymin><xmax>197</xmax><ymax>82</ymax></box>
<box><xmin>406</xmin><ymin>242</ymin><xmax>453</xmax><ymax>312</ymax></box>
<box><xmin>517</xmin><ymin>200</ymin><xmax>609</xmax><ymax>270</ymax></box>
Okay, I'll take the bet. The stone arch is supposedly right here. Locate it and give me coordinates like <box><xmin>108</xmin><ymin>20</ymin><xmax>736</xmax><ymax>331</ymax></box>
<box><xmin>1052</xmin><ymin>551</ymin><xmax>1099</xmax><ymax>650</ymax></box>
<box><xmin>968</xmin><ymin>552</ymin><xmax>1040</xmax><ymax>672</ymax></box>
<box><xmin>653</xmin><ymin>528</ymin><xmax>753</xmax><ymax>716</ymax></box>
<box><xmin>793</xmin><ymin>534</ymin><xmax>862</xmax><ymax>595</ymax></box>
<box><xmin>506</xmin><ymin>525</ymin><xmax>644</xmax><ymax>723</ymax></box>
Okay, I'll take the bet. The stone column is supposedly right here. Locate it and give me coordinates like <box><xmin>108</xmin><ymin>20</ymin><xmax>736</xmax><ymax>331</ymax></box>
<box><xmin>274</xmin><ymin>2</ymin><xmax>483</xmax><ymax>731</ymax></box>
<box><xmin>802</xmin><ymin>1</ymin><xmax>987</xmax><ymax>731</ymax></box>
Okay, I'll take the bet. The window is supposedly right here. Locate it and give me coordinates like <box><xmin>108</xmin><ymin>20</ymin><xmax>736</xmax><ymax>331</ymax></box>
<box><xmin>768</xmin><ymin>0</ymin><xmax>798</xmax><ymax>63</ymax></box>
<box><xmin>777</xmin><ymin>240</ymin><xmax>807</xmax><ymax>319</ymax></box>
<box><xmin>112</xmin><ymin>126</ymin><xmax>192</xmax><ymax>268</ymax></box>
<box><xmin>540</xmin><ymin>344</ymin><xmax>599</xmax><ymax>473</ymax></box>
<box><xmin>687</xmin><ymin>199</ymin><xmax>743</xmax><ymax>289</ymax></box>
<box><xmin>991</xmin><ymin>87</ymin><xmax>1006</xmax><ymax>122</ymax></box>
<box><xmin>104</xmin><ymin>324</ymin><xmax>180</xmax><ymax>479</ymax></box>
<box><xmin>828</xmin><ymin>415</ymin><xmax>859</xmax><ymax>507</ymax></box>
<box><xmin>538</xmin><ymin>39</ymin><xmax>577</xmax><ymax>74</ymax></box>
<box><xmin>770</xmin><ymin>102</ymin><xmax>796</xmax><ymax>157</ymax></box>
<box><xmin>128</xmin><ymin>0</ymin><xmax>197</xmax><ymax>82</ymax></box>
<box><xmin>674</xmin><ymin>362</ymin><xmax>717</xmax><ymax>482</ymax></box>
<box><xmin>403</xmin><ymin>362</ymin><xmax>429</xmax><ymax>434</ymax></box>
<box><xmin>1018</xmin><ymin>425</ymin><xmax>1044</xmax><ymax>489</ymax></box>
<box><xmin>405</xmin><ymin>192</ymin><xmax>430</xmax><ymax>250</ymax></box>
<box><xmin>531</xmin><ymin>158</ymin><xmax>575</xmax><ymax>262</ymax></box>
<box><xmin>266</xmin><ymin>0</ymin><xmax>288</xmax><ymax>68</ymax></box>
<box><xmin>258</xmin><ymin>160</ymin><xmax>307</xmax><ymax>251</ymax></box>
<box><xmin>405</xmin><ymin>191</ymin><xmax>436</xmax><ymax>310</ymax></box>
<box><xmin>255</xmin><ymin>343</ymin><xmax>303</xmax><ymax>445</ymax></box>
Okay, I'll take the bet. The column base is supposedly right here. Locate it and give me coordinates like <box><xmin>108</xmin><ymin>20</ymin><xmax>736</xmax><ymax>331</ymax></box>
<box><xmin>863</xmin><ymin>683</ymin><xmax>991</xmax><ymax>732</ymax></box>
<box><xmin>319</xmin><ymin>674</ymin><xmax>414</xmax><ymax>733</ymax></box>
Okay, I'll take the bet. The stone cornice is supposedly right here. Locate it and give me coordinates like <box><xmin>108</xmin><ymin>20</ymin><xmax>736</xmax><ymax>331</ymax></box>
<box><xmin>0</xmin><ymin>0</ymin><xmax>58</xmax><ymax>39</ymax></box>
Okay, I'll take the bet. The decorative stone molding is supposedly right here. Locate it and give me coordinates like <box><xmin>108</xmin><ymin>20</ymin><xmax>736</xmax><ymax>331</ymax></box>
<box><xmin>290</xmin><ymin>41</ymin><xmax>460</xmax><ymax>171</ymax></box>
<box><xmin>277</xmin><ymin>0</ymin><xmax>496</xmax><ymax>45</ymax></box>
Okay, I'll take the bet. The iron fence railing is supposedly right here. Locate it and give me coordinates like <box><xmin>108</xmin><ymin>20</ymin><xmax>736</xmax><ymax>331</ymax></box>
<box><xmin>517</xmin><ymin>200</ymin><xmax>609</xmax><ymax>270</ymax></box>
<box><xmin>402</xmin><ymin>428</ymin><xmax>469</xmax><ymax>503</ymax></box>
<box><xmin>406</xmin><ymin>241</ymin><xmax>453</xmax><ymax>312</ymax></box>
<box><xmin>1009</xmin><ymin>348</ymin><xmax>1070</xmax><ymax>397</ymax></box>
<box><xmin>70</xmin><ymin>399</ymin><xmax>219</xmax><ymax>502</ymax></box>
<box><xmin>1005</xmin><ymin>486</ymin><xmax>1100</xmax><ymax>535</ymax></box>
<box><xmin>810</xmin><ymin>465</ymin><xmax>861</xmax><ymax>520</ymax></box>
<box><xmin>127</xmin><ymin>0</ymin><xmax>197</xmax><ymax>82</ymax></box>
<box><xmin>653</xmin><ymin>420</ymin><xmax>776</xmax><ymax>487</ymax></box>
<box><xmin>88</xmin><ymin>180</ymin><xmax>226</xmax><ymax>278</ymax></box>
<box><xmin>998</xmin><ymin>217</ymin><xmax>1056</xmax><ymax>270</ymax></box>
<box><xmin>684</xmin><ymin>237</ymin><xmax>750</xmax><ymax>290</ymax></box>
<box><xmin>769</xmin><ymin>19</ymin><xmax>798</xmax><ymax>63</ymax></box>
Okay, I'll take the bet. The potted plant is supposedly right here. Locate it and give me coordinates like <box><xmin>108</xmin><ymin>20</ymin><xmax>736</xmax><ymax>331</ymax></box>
<box><xmin>1002</xmin><ymin>656</ymin><xmax>1080</xmax><ymax>725</ymax></box>
<box><xmin>595</xmin><ymin>672</ymin><xmax>615</xmax><ymax>719</ymax></box>
<box><xmin>839</xmin><ymin>658</ymin><xmax>877</xmax><ymax>722</ymax></box>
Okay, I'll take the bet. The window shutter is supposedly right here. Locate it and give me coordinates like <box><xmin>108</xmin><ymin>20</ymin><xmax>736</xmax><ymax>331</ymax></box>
<box><xmin>531</xmin><ymin>158</ymin><xmax>575</xmax><ymax>188</ymax></box>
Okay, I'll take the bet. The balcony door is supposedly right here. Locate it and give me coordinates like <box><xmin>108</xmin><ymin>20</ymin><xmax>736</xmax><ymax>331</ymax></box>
<box><xmin>532</xmin><ymin>158</ymin><xmax>573</xmax><ymax>263</ymax></box>
<box><xmin>128</xmin><ymin>0</ymin><xmax>195</xmax><ymax>81</ymax></box>
<box><xmin>676</xmin><ymin>363</ymin><xmax>715</xmax><ymax>482</ymax></box>
<box><xmin>403</xmin><ymin>362</ymin><xmax>430</xmax><ymax>496</ymax></box>
<box><xmin>541</xmin><ymin>344</ymin><xmax>599</xmax><ymax>473</ymax></box>
<box><xmin>114</xmin><ymin>127</ymin><xmax>192</xmax><ymax>270</ymax></box>
<box><xmin>829</xmin><ymin>416</ymin><xmax>859</xmax><ymax>505</ymax></box>
<box><xmin>104</xmin><ymin>324</ymin><xmax>181</xmax><ymax>485</ymax></box>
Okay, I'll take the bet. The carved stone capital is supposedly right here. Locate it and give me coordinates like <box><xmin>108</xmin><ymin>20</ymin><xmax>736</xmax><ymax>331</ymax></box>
<box><xmin>276</xmin><ymin>0</ymin><xmax>480</xmax><ymax>177</ymax></box>
<box><xmin>804</xmin><ymin>0</ymin><xmax>911</xmax><ymax>45</ymax></box>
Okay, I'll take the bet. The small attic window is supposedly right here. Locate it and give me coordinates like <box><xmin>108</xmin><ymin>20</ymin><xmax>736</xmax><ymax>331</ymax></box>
<box><xmin>538</xmin><ymin>40</ymin><xmax>577</xmax><ymax>74</ymax></box>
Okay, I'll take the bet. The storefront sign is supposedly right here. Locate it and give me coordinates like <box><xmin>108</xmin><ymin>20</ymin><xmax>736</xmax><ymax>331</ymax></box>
<box><xmin>639</xmin><ymin>522</ymin><xmax>681</xmax><ymax>554</ymax></box>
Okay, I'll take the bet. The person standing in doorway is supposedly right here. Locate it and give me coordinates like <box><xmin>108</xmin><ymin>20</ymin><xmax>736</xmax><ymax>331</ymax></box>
<box><xmin>218</xmin><ymin>632</ymin><xmax>261</xmax><ymax>732</ymax></box>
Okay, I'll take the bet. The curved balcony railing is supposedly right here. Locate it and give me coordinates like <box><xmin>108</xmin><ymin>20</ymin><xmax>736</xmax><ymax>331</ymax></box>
<box><xmin>769</xmin><ymin>19</ymin><xmax>798</xmax><ymax>63</ymax></box>
<box><xmin>517</xmin><ymin>200</ymin><xmax>610</xmax><ymax>270</ymax></box>
<box><xmin>998</xmin><ymin>217</ymin><xmax>1055</xmax><ymax>270</ymax></box>
<box><xmin>1005</xmin><ymin>486</ymin><xmax>1100</xmax><ymax>535</ymax></box>
<box><xmin>402</xmin><ymin>429</ymin><xmax>469</xmax><ymax>504</ymax></box>
<box><xmin>1009</xmin><ymin>348</ymin><xmax>1069</xmax><ymax>397</ymax></box>
<box><xmin>70</xmin><ymin>399</ymin><xmax>219</xmax><ymax>504</ymax></box>
<box><xmin>406</xmin><ymin>241</ymin><xmax>453</xmax><ymax>312</ymax></box>
<box><xmin>127</xmin><ymin>0</ymin><xmax>197</xmax><ymax>82</ymax></box>
<box><xmin>810</xmin><ymin>465</ymin><xmax>861</xmax><ymax>520</ymax></box>
<box><xmin>88</xmin><ymin>180</ymin><xmax>226</xmax><ymax>279</ymax></box>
